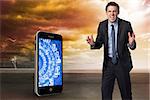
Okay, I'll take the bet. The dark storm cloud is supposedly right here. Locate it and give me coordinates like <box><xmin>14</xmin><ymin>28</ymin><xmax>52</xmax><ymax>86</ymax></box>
<box><xmin>0</xmin><ymin>0</ymin><xmax>100</xmax><ymax>43</ymax></box>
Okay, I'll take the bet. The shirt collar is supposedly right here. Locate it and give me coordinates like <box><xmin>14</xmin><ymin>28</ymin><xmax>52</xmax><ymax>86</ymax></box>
<box><xmin>108</xmin><ymin>18</ymin><xmax>118</xmax><ymax>26</ymax></box>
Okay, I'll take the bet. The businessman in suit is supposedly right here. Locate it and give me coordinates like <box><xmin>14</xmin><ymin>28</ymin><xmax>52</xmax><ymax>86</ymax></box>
<box><xmin>87</xmin><ymin>2</ymin><xmax>136</xmax><ymax>100</ymax></box>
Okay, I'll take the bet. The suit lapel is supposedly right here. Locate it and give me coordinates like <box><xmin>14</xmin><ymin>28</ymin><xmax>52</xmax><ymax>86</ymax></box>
<box><xmin>117</xmin><ymin>18</ymin><xmax>123</xmax><ymax>53</ymax></box>
<box><xmin>117</xmin><ymin>18</ymin><xmax>122</xmax><ymax>40</ymax></box>
<box><xmin>104</xmin><ymin>20</ymin><xmax>108</xmax><ymax>45</ymax></box>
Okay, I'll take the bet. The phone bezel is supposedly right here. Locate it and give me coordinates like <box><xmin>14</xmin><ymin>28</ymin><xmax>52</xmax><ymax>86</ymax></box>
<box><xmin>35</xmin><ymin>31</ymin><xmax>63</xmax><ymax>96</ymax></box>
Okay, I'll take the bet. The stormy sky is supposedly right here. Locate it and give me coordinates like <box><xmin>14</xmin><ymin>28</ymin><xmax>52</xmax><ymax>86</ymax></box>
<box><xmin>0</xmin><ymin>0</ymin><xmax>150</xmax><ymax>72</ymax></box>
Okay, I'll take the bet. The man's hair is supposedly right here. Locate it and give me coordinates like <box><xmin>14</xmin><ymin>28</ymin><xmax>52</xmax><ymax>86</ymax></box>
<box><xmin>105</xmin><ymin>2</ymin><xmax>120</xmax><ymax>13</ymax></box>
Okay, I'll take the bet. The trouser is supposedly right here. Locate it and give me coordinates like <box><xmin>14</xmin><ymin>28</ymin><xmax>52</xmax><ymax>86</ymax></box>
<box><xmin>101</xmin><ymin>58</ymin><xmax>132</xmax><ymax>100</ymax></box>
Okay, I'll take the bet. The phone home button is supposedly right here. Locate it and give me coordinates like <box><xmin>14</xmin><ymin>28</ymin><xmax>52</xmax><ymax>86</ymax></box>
<box><xmin>49</xmin><ymin>87</ymin><xmax>53</xmax><ymax>92</ymax></box>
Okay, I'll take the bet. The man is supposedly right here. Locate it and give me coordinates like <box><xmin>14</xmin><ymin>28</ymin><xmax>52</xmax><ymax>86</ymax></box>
<box><xmin>87</xmin><ymin>2</ymin><xmax>136</xmax><ymax>100</ymax></box>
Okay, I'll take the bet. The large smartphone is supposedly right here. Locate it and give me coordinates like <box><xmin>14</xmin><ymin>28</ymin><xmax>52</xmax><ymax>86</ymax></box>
<box><xmin>35</xmin><ymin>31</ymin><xmax>63</xmax><ymax>96</ymax></box>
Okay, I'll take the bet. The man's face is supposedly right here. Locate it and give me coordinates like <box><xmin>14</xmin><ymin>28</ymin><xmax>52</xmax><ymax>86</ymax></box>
<box><xmin>106</xmin><ymin>6</ymin><xmax>119</xmax><ymax>23</ymax></box>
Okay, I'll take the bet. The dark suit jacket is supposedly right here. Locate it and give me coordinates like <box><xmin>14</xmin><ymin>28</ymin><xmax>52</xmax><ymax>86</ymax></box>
<box><xmin>91</xmin><ymin>18</ymin><xmax>136</xmax><ymax>72</ymax></box>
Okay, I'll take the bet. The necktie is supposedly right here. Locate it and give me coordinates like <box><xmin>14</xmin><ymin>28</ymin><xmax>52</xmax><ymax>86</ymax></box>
<box><xmin>111</xmin><ymin>25</ymin><xmax>117</xmax><ymax>64</ymax></box>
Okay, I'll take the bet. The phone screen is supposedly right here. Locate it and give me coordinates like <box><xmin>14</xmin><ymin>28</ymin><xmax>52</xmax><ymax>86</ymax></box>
<box><xmin>38</xmin><ymin>37</ymin><xmax>62</xmax><ymax>87</ymax></box>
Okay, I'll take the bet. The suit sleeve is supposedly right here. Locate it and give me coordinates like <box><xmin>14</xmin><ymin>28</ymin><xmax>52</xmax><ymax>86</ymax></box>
<box><xmin>127</xmin><ymin>22</ymin><xmax>136</xmax><ymax>50</ymax></box>
<box><xmin>91</xmin><ymin>22</ymin><xmax>104</xmax><ymax>49</ymax></box>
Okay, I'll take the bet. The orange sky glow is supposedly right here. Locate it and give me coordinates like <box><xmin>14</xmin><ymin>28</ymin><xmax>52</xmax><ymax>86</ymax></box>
<box><xmin>0</xmin><ymin>0</ymin><xmax>150</xmax><ymax>72</ymax></box>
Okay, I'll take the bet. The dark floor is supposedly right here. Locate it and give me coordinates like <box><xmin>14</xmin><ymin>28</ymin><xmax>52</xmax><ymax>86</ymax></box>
<box><xmin>0</xmin><ymin>73</ymin><xmax>149</xmax><ymax>100</ymax></box>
